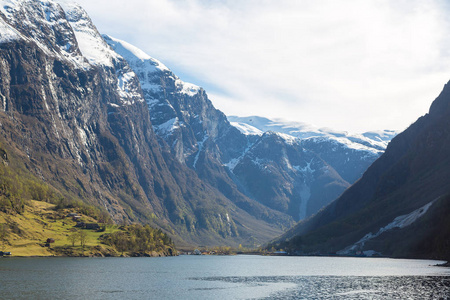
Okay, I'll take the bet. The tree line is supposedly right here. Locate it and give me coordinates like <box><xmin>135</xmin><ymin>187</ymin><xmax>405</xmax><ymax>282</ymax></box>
<box><xmin>101</xmin><ymin>224</ymin><xmax>175</xmax><ymax>255</ymax></box>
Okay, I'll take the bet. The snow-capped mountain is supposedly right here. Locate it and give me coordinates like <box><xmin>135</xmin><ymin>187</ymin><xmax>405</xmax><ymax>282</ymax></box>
<box><xmin>230</xmin><ymin>132</ymin><xmax>350</xmax><ymax>220</ymax></box>
<box><xmin>0</xmin><ymin>0</ymin><xmax>292</xmax><ymax>247</ymax></box>
<box><xmin>105</xmin><ymin>36</ymin><xmax>389</xmax><ymax>222</ymax></box>
<box><xmin>228</xmin><ymin>115</ymin><xmax>397</xmax><ymax>187</ymax></box>
<box><xmin>228</xmin><ymin>115</ymin><xmax>398</xmax><ymax>151</ymax></box>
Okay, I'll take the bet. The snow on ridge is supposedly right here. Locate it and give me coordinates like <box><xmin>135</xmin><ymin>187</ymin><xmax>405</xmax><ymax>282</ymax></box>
<box><xmin>273</xmin><ymin>132</ymin><xmax>298</xmax><ymax>145</ymax></box>
<box><xmin>0</xmin><ymin>0</ymin><xmax>25</xmax><ymax>43</ymax></box>
<box><xmin>0</xmin><ymin>15</ymin><xmax>22</xmax><ymax>43</ymax></box>
<box><xmin>0</xmin><ymin>0</ymin><xmax>88</xmax><ymax>67</ymax></box>
<box><xmin>55</xmin><ymin>3</ymin><xmax>144</xmax><ymax>104</ymax></box>
<box><xmin>103</xmin><ymin>34</ymin><xmax>169</xmax><ymax>72</ymax></box>
<box><xmin>230</xmin><ymin>122</ymin><xmax>263</xmax><ymax>136</ymax></box>
<box><xmin>175</xmin><ymin>79</ymin><xmax>200</xmax><ymax>96</ymax></box>
<box><xmin>0</xmin><ymin>1</ymin><xmax>143</xmax><ymax>105</ymax></box>
<box><xmin>362</xmin><ymin>130</ymin><xmax>399</xmax><ymax>142</ymax></box>
<box><xmin>346</xmin><ymin>134</ymin><xmax>388</xmax><ymax>150</ymax></box>
<box><xmin>228</xmin><ymin>115</ymin><xmax>327</xmax><ymax>139</ymax></box>
<box><xmin>57</xmin><ymin>1</ymin><xmax>119</xmax><ymax>67</ymax></box>
<box><xmin>228</xmin><ymin>115</ymin><xmax>396</xmax><ymax>151</ymax></box>
<box><xmin>104</xmin><ymin>34</ymin><xmax>201</xmax><ymax>97</ymax></box>
<box><xmin>0</xmin><ymin>0</ymin><xmax>22</xmax><ymax>19</ymax></box>
<box><xmin>328</xmin><ymin>136</ymin><xmax>382</xmax><ymax>154</ymax></box>
<box><xmin>262</xmin><ymin>130</ymin><xmax>299</xmax><ymax>145</ymax></box>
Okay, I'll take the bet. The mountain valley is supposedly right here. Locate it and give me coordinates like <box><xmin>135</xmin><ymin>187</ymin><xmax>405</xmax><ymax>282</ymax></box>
<box><xmin>3</xmin><ymin>0</ymin><xmax>435</xmax><ymax>255</ymax></box>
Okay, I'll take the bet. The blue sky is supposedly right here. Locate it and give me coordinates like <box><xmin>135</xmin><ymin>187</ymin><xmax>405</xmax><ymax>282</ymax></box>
<box><xmin>75</xmin><ymin>0</ymin><xmax>450</xmax><ymax>133</ymax></box>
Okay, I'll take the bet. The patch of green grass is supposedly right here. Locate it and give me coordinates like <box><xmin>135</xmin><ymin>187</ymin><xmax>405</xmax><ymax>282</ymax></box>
<box><xmin>0</xmin><ymin>200</ymin><xmax>120</xmax><ymax>256</ymax></box>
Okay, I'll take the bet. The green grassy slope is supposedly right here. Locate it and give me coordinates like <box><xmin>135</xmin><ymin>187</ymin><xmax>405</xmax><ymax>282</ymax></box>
<box><xmin>0</xmin><ymin>200</ymin><xmax>176</xmax><ymax>257</ymax></box>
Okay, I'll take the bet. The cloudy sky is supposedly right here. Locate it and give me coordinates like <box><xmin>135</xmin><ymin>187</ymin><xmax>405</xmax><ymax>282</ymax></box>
<box><xmin>75</xmin><ymin>0</ymin><xmax>450</xmax><ymax>133</ymax></box>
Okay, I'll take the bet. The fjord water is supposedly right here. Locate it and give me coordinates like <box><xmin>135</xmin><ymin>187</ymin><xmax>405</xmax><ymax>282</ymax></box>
<box><xmin>1</xmin><ymin>256</ymin><xmax>449</xmax><ymax>299</ymax></box>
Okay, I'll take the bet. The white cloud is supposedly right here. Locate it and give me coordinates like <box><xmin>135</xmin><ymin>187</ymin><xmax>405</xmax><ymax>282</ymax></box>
<box><xmin>75</xmin><ymin>0</ymin><xmax>450</xmax><ymax>132</ymax></box>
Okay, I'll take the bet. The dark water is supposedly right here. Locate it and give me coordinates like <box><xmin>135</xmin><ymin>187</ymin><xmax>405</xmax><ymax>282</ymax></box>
<box><xmin>1</xmin><ymin>255</ymin><xmax>449</xmax><ymax>299</ymax></box>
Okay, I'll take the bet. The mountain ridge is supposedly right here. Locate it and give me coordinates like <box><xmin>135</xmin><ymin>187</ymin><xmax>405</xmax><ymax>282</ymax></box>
<box><xmin>228</xmin><ymin>115</ymin><xmax>398</xmax><ymax>151</ymax></box>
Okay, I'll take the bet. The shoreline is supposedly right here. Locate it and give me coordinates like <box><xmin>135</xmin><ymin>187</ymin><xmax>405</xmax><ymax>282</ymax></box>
<box><xmin>2</xmin><ymin>252</ymin><xmax>448</xmax><ymax>266</ymax></box>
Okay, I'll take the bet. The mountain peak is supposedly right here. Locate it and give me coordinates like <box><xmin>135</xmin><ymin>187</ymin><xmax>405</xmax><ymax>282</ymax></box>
<box><xmin>0</xmin><ymin>0</ymin><xmax>88</xmax><ymax>67</ymax></box>
<box><xmin>103</xmin><ymin>34</ymin><xmax>169</xmax><ymax>72</ymax></box>
<box><xmin>56</xmin><ymin>1</ymin><xmax>120</xmax><ymax>67</ymax></box>
<box><xmin>104</xmin><ymin>34</ymin><xmax>201</xmax><ymax>98</ymax></box>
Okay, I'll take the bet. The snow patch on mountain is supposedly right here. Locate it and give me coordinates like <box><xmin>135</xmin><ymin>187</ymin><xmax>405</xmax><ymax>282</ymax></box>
<box><xmin>230</xmin><ymin>122</ymin><xmax>263</xmax><ymax>136</ymax></box>
<box><xmin>338</xmin><ymin>199</ymin><xmax>437</xmax><ymax>255</ymax></box>
<box><xmin>103</xmin><ymin>35</ymin><xmax>169</xmax><ymax>71</ymax></box>
<box><xmin>176</xmin><ymin>79</ymin><xmax>200</xmax><ymax>96</ymax></box>
<box><xmin>57</xmin><ymin>1</ymin><xmax>119</xmax><ymax>67</ymax></box>
<box><xmin>103</xmin><ymin>34</ymin><xmax>169</xmax><ymax>74</ymax></box>
<box><xmin>104</xmin><ymin>35</ymin><xmax>201</xmax><ymax>97</ymax></box>
<box><xmin>116</xmin><ymin>71</ymin><xmax>142</xmax><ymax>101</ymax></box>
<box><xmin>193</xmin><ymin>134</ymin><xmax>208</xmax><ymax>169</ymax></box>
<box><xmin>274</xmin><ymin>132</ymin><xmax>298</xmax><ymax>145</ymax></box>
<box><xmin>293</xmin><ymin>160</ymin><xmax>315</xmax><ymax>174</ymax></box>
<box><xmin>252</xmin><ymin>157</ymin><xmax>270</xmax><ymax>171</ymax></box>
<box><xmin>1</xmin><ymin>0</ymin><xmax>88</xmax><ymax>67</ymax></box>
<box><xmin>0</xmin><ymin>14</ymin><xmax>21</xmax><ymax>43</ymax></box>
<box><xmin>224</xmin><ymin>140</ymin><xmax>254</xmax><ymax>171</ymax></box>
<box><xmin>154</xmin><ymin>117</ymin><xmax>180</xmax><ymax>136</ymax></box>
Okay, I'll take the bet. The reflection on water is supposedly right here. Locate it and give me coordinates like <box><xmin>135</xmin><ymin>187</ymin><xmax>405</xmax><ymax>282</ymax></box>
<box><xmin>1</xmin><ymin>256</ymin><xmax>449</xmax><ymax>299</ymax></box>
<box><xmin>193</xmin><ymin>275</ymin><xmax>450</xmax><ymax>299</ymax></box>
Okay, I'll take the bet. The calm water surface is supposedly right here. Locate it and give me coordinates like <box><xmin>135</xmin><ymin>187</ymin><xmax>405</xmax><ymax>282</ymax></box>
<box><xmin>1</xmin><ymin>255</ymin><xmax>449</xmax><ymax>299</ymax></box>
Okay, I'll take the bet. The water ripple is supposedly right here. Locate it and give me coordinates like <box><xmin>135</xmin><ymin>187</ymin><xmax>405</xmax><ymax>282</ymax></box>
<box><xmin>191</xmin><ymin>275</ymin><xmax>450</xmax><ymax>299</ymax></box>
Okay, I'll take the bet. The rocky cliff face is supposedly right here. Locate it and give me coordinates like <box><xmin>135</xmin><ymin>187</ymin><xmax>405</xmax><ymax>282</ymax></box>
<box><xmin>272</xmin><ymin>81</ymin><xmax>450</xmax><ymax>260</ymax></box>
<box><xmin>0</xmin><ymin>0</ymin><xmax>290</xmax><ymax>247</ymax></box>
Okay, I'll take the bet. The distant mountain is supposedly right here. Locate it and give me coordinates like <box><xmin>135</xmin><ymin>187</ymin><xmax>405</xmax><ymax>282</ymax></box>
<box><xmin>271</xmin><ymin>82</ymin><xmax>450</xmax><ymax>260</ymax></box>
<box><xmin>227</xmin><ymin>117</ymin><xmax>393</xmax><ymax>216</ymax></box>
<box><xmin>229</xmin><ymin>131</ymin><xmax>350</xmax><ymax>220</ymax></box>
<box><xmin>228</xmin><ymin>115</ymin><xmax>398</xmax><ymax>151</ymax></box>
